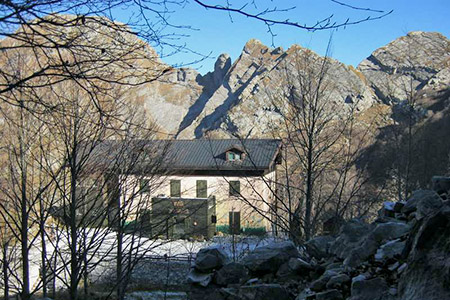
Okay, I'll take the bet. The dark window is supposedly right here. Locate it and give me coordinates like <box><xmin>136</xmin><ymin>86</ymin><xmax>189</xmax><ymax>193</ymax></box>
<box><xmin>196</xmin><ymin>180</ymin><xmax>207</xmax><ymax>198</ymax></box>
<box><xmin>227</xmin><ymin>152</ymin><xmax>235</xmax><ymax>161</ymax></box>
<box><xmin>229</xmin><ymin>181</ymin><xmax>240</xmax><ymax>196</ymax></box>
<box><xmin>170</xmin><ymin>180</ymin><xmax>181</xmax><ymax>197</ymax></box>
<box><xmin>229</xmin><ymin>211</ymin><xmax>241</xmax><ymax>234</ymax></box>
<box><xmin>140</xmin><ymin>179</ymin><xmax>150</xmax><ymax>193</ymax></box>
<box><xmin>227</xmin><ymin>151</ymin><xmax>242</xmax><ymax>161</ymax></box>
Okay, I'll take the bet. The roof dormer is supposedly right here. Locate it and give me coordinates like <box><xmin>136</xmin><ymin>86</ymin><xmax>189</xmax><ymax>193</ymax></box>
<box><xmin>225</xmin><ymin>145</ymin><xmax>246</xmax><ymax>162</ymax></box>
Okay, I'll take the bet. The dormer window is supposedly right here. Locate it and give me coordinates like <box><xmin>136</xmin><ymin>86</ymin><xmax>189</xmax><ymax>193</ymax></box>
<box><xmin>226</xmin><ymin>145</ymin><xmax>245</xmax><ymax>162</ymax></box>
<box><xmin>227</xmin><ymin>151</ymin><xmax>241</xmax><ymax>161</ymax></box>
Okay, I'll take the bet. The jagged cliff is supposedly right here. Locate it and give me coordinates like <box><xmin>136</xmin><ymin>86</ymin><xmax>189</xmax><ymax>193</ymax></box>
<box><xmin>137</xmin><ymin>31</ymin><xmax>449</xmax><ymax>139</ymax></box>
<box><xmin>175</xmin><ymin>40</ymin><xmax>379</xmax><ymax>138</ymax></box>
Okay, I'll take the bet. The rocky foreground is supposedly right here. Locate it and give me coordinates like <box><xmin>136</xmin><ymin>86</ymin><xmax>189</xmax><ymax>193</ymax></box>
<box><xmin>187</xmin><ymin>177</ymin><xmax>450</xmax><ymax>300</ymax></box>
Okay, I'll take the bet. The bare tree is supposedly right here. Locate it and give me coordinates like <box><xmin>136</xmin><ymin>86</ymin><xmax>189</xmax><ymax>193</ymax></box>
<box><xmin>217</xmin><ymin>45</ymin><xmax>383</xmax><ymax>243</ymax></box>
<box><xmin>0</xmin><ymin>64</ymin><xmax>62</xmax><ymax>300</ymax></box>
<box><xmin>0</xmin><ymin>1</ymin><xmax>393</xmax><ymax>298</ymax></box>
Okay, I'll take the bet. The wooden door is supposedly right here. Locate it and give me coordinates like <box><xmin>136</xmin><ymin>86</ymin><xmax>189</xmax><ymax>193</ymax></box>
<box><xmin>229</xmin><ymin>211</ymin><xmax>241</xmax><ymax>234</ymax></box>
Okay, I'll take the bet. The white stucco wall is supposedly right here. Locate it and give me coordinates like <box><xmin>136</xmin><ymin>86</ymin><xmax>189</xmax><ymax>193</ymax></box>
<box><xmin>120</xmin><ymin>171</ymin><xmax>277</xmax><ymax>232</ymax></box>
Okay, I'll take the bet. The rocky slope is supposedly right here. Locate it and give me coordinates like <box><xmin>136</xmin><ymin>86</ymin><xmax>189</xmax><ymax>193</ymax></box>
<box><xmin>187</xmin><ymin>176</ymin><xmax>450</xmax><ymax>300</ymax></box>
<box><xmin>171</xmin><ymin>31</ymin><xmax>448</xmax><ymax>139</ymax></box>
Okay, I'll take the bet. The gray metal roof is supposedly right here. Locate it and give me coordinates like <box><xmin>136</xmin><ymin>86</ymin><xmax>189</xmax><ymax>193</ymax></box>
<box><xmin>87</xmin><ymin>139</ymin><xmax>281</xmax><ymax>174</ymax></box>
<box><xmin>162</xmin><ymin>139</ymin><xmax>281</xmax><ymax>171</ymax></box>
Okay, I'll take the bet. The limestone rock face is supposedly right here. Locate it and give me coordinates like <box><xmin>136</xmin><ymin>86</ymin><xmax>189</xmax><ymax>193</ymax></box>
<box><xmin>358</xmin><ymin>31</ymin><xmax>450</xmax><ymax>103</ymax></box>
<box><xmin>213</xmin><ymin>53</ymin><xmax>232</xmax><ymax>87</ymax></box>
<box><xmin>178</xmin><ymin>39</ymin><xmax>378</xmax><ymax>138</ymax></box>
<box><xmin>4</xmin><ymin>19</ymin><xmax>447</xmax><ymax>140</ymax></box>
<box><xmin>175</xmin><ymin>32</ymin><xmax>448</xmax><ymax>138</ymax></box>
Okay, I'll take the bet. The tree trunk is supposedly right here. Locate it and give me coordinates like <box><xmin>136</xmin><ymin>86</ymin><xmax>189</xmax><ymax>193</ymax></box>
<box><xmin>40</xmin><ymin>216</ymin><xmax>48</xmax><ymax>298</ymax></box>
<box><xmin>69</xmin><ymin>120</ymin><xmax>79</xmax><ymax>300</ymax></box>
<box><xmin>3</xmin><ymin>242</ymin><xmax>9</xmax><ymax>300</ymax></box>
<box><xmin>304</xmin><ymin>138</ymin><xmax>314</xmax><ymax>241</ymax></box>
<box><xmin>19</xmin><ymin>100</ymin><xmax>30</xmax><ymax>300</ymax></box>
<box><xmin>116</xmin><ymin>214</ymin><xmax>124</xmax><ymax>300</ymax></box>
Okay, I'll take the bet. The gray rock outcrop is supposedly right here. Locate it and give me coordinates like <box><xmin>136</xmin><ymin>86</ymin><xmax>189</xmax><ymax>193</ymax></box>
<box><xmin>358</xmin><ymin>31</ymin><xmax>449</xmax><ymax>103</ymax></box>
<box><xmin>194</xmin><ymin>246</ymin><xmax>229</xmax><ymax>272</ymax></box>
<box><xmin>215</xmin><ymin>262</ymin><xmax>249</xmax><ymax>286</ymax></box>
<box><xmin>241</xmin><ymin>241</ymin><xmax>300</xmax><ymax>273</ymax></box>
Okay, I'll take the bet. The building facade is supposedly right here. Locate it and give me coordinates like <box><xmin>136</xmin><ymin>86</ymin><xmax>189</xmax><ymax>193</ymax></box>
<box><xmin>121</xmin><ymin>139</ymin><xmax>282</xmax><ymax>238</ymax></box>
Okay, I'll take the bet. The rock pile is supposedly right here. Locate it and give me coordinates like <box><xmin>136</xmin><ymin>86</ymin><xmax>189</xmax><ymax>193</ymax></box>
<box><xmin>188</xmin><ymin>177</ymin><xmax>450</xmax><ymax>300</ymax></box>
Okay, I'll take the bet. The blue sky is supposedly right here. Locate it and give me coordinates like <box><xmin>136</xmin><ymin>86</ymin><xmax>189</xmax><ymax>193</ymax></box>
<box><xmin>116</xmin><ymin>0</ymin><xmax>449</xmax><ymax>74</ymax></box>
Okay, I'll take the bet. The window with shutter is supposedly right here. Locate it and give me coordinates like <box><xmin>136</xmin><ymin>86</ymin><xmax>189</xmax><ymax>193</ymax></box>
<box><xmin>196</xmin><ymin>180</ymin><xmax>207</xmax><ymax>198</ymax></box>
<box><xmin>229</xmin><ymin>180</ymin><xmax>240</xmax><ymax>196</ymax></box>
<box><xmin>170</xmin><ymin>180</ymin><xmax>181</xmax><ymax>197</ymax></box>
<box><xmin>140</xmin><ymin>179</ymin><xmax>150</xmax><ymax>193</ymax></box>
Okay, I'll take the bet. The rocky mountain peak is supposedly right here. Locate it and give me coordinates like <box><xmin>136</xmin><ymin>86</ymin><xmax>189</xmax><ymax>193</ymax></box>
<box><xmin>243</xmin><ymin>39</ymin><xmax>267</xmax><ymax>54</ymax></box>
<box><xmin>358</xmin><ymin>31</ymin><xmax>449</xmax><ymax>103</ymax></box>
<box><xmin>6</xmin><ymin>17</ymin><xmax>447</xmax><ymax>139</ymax></box>
<box><xmin>213</xmin><ymin>53</ymin><xmax>232</xmax><ymax>87</ymax></box>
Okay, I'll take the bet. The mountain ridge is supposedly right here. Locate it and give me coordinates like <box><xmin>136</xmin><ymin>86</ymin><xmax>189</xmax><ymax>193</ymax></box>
<box><xmin>0</xmin><ymin>17</ymin><xmax>448</xmax><ymax>138</ymax></box>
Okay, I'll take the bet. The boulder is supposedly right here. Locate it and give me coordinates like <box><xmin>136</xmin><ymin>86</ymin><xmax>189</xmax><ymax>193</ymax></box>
<box><xmin>375</xmin><ymin>239</ymin><xmax>406</xmax><ymax>261</ymax></box>
<box><xmin>352</xmin><ymin>273</ymin><xmax>369</xmax><ymax>283</ymax></box>
<box><xmin>326</xmin><ymin>274</ymin><xmax>351</xmax><ymax>289</ymax></box>
<box><xmin>330</xmin><ymin>220</ymin><xmax>372</xmax><ymax>259</ymax></box>
<box><xmin>381</xmin><ymin>202</ymin><xmax>396</xmax><ymax>218</ymax></box>
<box><xmin>315</xmin><ymin>289</ymin><xmax>343</xmax><ymax>300</ymax></box>
<box><xmin>394</xmin><ymin>201</ymin><xmax>405</xmax><ymax>213</ymax></box>
<box><xmin>401</xmin><ymin>190</ymin><xmax>443</xmax><ymax>220</ymax></box>
<box><xmin>310</xmin><ymin>269</ymin><xmax>340</xmax><ymax>292</ymax></box>
<box><xmin>371</xmin><ymin>222</ymin><xmax>410</xmax><ymax>243</ymax></box>
<box><xmin>194</xmin><ymin>246</ymin><xmax>229</xmax><ymax>272</ymax></box>
<box><xmin>288</xmin><ymin>257</ymin><xmax>313</xmax><ymax>273</ymax></box>
<box><xmin>304</xmin><ymin>235</ymin><xmax>335</xmax><ymax>259</ymax></box>
<box><xmin>343</xmin><ymin>221</ymin><xmax>409</xmax><ymax>267</ymax></box>
<box><xmin>241</xmin><ymin>241</ymin><xmax>299</xmax><ymax>274</ymax></box>
<box><xmin>215</xmin><ymin>262</ymin><xmax>249</xmax><ymax>286</ymax></box>
<box><xmin>432</xmin><ymin>176</ymin><xmax>450</xmax><ymax>195</ymax></box>
<box><xmin>349</xmin><ymin>278</ymin><xmax>388</xmax><ymax>300</ymax></box>
<box><xmin>343</xmin><ymin>237</ymin><xmax>378</xmax><ymax>268</ymax></box>
<box><xmin>187</xmin><ymin>269</ymin><xmax>213</xmax><ymax>287</ymax></box>
<box><xmin>238</xmin><ymin>284</ymin><xmax>294</xmax><ymax>300</ymax></box>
